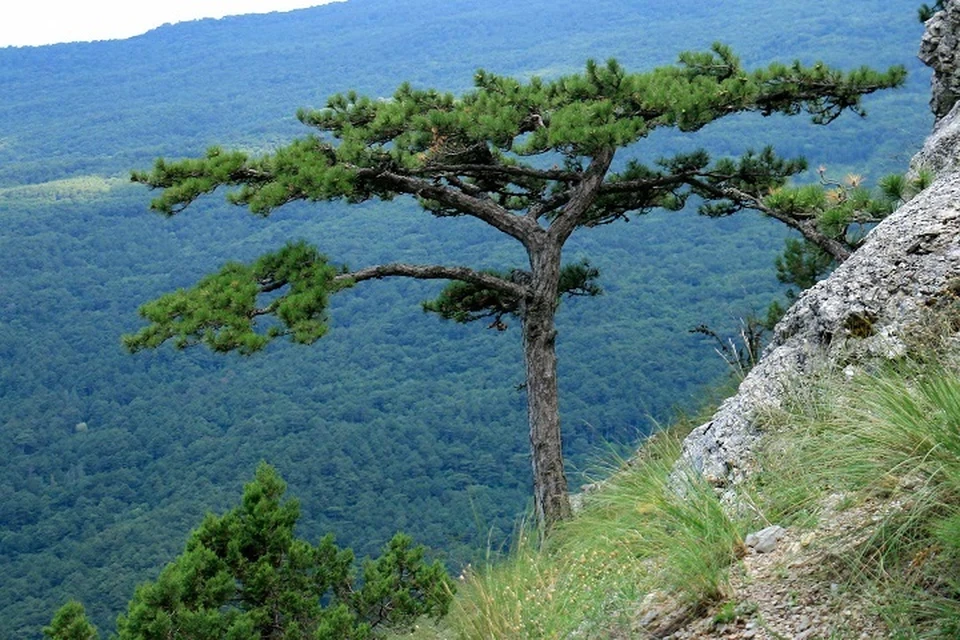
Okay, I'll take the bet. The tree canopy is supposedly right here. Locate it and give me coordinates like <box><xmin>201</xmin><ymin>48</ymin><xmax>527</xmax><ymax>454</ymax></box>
<box><xmin>46</xmin><ymin>464</ymin><xmax>453</xmax><ymax>640</ymax></box>
<box><xmin>919</xmin><ymin>1</ymin><xmax>946</xmax><ymax>21</ymax></box>
<box><xmin>128</xmin><ymin>44</ymin><xmax>905</xmax><ymax>527</ymax></box>
<box><xmin>42</xmin><ymin>602</ymin><xmax>97</xmax><ymax>640</ymax></box>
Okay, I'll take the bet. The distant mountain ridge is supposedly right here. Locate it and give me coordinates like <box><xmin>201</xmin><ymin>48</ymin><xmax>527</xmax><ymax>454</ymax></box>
<box><xmin>0</xmin><ymin>0</ymin><xmax>932</xmax><ymax>186</ymax></box>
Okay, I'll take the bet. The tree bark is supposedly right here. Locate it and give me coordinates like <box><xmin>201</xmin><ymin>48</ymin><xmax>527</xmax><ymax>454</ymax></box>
<box><xmin>518</xmin><ymin>151</ymin><xmax>614</xmax><ymax>532</ymax></box>
<box><xmin>522</xmin><ymin>243</ymin><xmax>572</xmax><ymax>531</ymax></box>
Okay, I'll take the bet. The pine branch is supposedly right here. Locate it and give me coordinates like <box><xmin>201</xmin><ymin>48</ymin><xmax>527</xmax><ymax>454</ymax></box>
<box><xmin>123</xmin><ymin>241</ymin><xmax>529</xmax><ymax>356</ymax></box>
<box><xmin>686</xmin><ymin>177</ymin><xmax>853</xmax><ymax>261</ymax></box>
<box><xmin>365</xmin><ymin>169</ymin><xmax>541</xmax><ymax>245</ymax></box>
<box><xmin>336</xmin><ymin>263</ymin><xmax>527</xmax><ymax>298</ymax></box>
<box><xmin>549</xmin><ymin>148</ymin><xmax>616</xmax><ymax>242</ymax></box>
<box><xmin>415</xmin><ymin>163</ymin><xmax>579</xmax><ymax>183</ymax></box>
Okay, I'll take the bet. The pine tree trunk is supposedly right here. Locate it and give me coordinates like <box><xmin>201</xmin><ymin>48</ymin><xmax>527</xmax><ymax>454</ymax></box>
<box><xmin>522</xmin><ymin>246</ymin><xmax>572</xmax><ymax>531</ymax></box>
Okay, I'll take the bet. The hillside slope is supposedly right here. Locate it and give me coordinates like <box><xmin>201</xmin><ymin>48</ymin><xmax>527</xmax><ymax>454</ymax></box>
<box><xmin>680</xmin><ymin>0</ymin><xmax>960</xmax><ymax>515</ymax></box>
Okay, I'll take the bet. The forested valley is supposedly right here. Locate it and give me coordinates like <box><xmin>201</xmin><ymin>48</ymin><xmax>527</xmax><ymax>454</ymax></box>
<box><xmin>0</xmin><ymin>0</ymin><xmax>934</xmax><ymax>636</ymax></box>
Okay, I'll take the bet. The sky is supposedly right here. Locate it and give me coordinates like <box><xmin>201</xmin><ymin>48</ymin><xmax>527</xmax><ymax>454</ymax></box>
<box><xmin>1</xmin><ymin>1</ymin><xmax>346</xmax><ymax>48</ymax></box>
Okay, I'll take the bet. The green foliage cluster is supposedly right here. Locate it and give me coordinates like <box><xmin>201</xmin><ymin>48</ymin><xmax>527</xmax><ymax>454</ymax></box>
<box><xmin>131</xmin><ymin>48</ymin><xmax>906</xmax><ymax>225</ymax></box>
<box><xmin>47</xmin><ymin>464</ymin><xmax>452</xmax><ymax>640</ymax></box>
<box><xmin>919</xmin><ymin>1</ymin><xmax>946</xmax><ymax>22</ymax></box>
<box><xmin>43</xmin><ymin>602</ymin><xmax>97</xmax><ymax>640</ymax></box>
<box><xmin>765</xmin><ymin>167</ymin><xmax>935</xmax><ymax>311</ymax></box>
<box><xmin>419</xmin><ymin>262</ymin><xmax>600</xmax><ymax>328</ymax></box>
<box><xmin>766</xmin><ymin>167</ymin><xmax>934</xmax><ymax>244</ymax></box>
<box><xmin>125</xmin><ymin>242</ymin><xmax>348</xmax><ymax>354</ymax></box>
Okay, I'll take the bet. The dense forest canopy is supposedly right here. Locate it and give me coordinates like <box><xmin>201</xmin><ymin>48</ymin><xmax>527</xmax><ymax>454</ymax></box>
<box><xmin>0</xmin><ymin>0</ymin><xmax>933</xmax><ymax>636</ymax></box>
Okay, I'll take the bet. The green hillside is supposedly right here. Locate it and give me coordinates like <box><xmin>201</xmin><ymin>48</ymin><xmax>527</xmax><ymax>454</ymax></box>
<box><xmin>0</xmin><ymin>0</ymin><xmax>933</xmax><ymax>636</ymax></box>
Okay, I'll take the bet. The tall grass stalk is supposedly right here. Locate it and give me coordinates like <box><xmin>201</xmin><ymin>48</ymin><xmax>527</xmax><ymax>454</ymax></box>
<box><xmin>836</xmin><ymin>367</ymin><xmax>960</xmax><ymax>636</ymax></box>
<box><xmin>750</xmin><ymin>359</ymin><xmax>960</xmax><ymax>637</ymax></box>
<box><xmin>443</xmin><ymin>428</ymin><xmax>742</xmax><ymax>639</ymax></box>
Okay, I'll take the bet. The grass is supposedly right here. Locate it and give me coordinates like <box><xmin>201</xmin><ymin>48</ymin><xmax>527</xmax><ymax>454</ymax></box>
<box><xmin>399</xmin><ymin>417</ymin><xmax>744</xmax><ymax>639</ymax></box>
<box><xmin>746</xmin><ymin>355</ymin><xmax>960</xmax><ymax>638</ymax></box>
<box><xmin>836</xmin><ymin>367</ymin><xmax>960</xmax><ymax>637</ymax></box>
<box><xmin>402</xmin><ymin>332</ymin><xmax>960</xmax><ymax>638</ymax></box>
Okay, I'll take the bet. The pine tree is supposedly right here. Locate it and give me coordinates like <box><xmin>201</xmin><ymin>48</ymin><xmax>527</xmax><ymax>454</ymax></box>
<box><xmin>112</xmin><ymin>463</ymin><xmax>451</xmax><ymax>640</ymax></box>
<box><xmin>43</xmin><ymin>602</ymin><xmax>97</xmax><ymax>640</ymax></box>
<box><xmin>919</xmin><ymin>1</ymin><xmax>946</xmax><ymax>22</ymax></box>
<box><xmin>128</xmin><ymin>45</ymin><xmax>905</xmax><ymax>528</ymax></box>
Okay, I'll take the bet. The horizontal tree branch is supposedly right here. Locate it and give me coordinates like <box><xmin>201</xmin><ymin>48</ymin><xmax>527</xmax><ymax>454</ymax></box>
<box><xmin>333</xmin><ymin>263</ymin><xmax>528</xmax><ymax>298</ymax></box>
<box><xmin>358</xmin><ymin>169</ymin><xmax>541</xmax><ymax>245</ymax></box>
<box><xmin>418</xmin><ymin>163</ymin><xmax>580</xmax><ymax>182</ymax></box>
<box><xmin>597</xmin><ymin>172</ymin><xmax>691</xmax><ymax>195</ymax></box>
<box><xmin>687</xmin><ymin>177</ymin><xmax>853</xmax><ymax>261</ymax></box>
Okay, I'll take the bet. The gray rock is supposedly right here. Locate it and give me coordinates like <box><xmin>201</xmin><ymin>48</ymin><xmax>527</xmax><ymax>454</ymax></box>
<box><xmin>920</xmin><ymin>0</ymin><xmax>960</xmax><ymax>123</ymax></box>
<box><xmin>911</xmin><ymin>100</ymin><xmax>960</xmax><ymax>177</ymax></box>
<box><xmin>913</xmin><ymin>0</ymin><xmax>960</xmax><ymax>177</ymax></box>
<box><xmin>672</xmin><ymin>0</ymin><xmax>960</xmax><ymax>513</ymax></box>
<box><xmin>635</xmin><ymin>590</ymin><xmax>698</xmax><ymax>636</ymax></box>
<box><xmin>679</xmin><ymin>170</ymin><xmax>960</xmax><ymax>488</ymax></box>
<box><xmin>745</xmin><ymin>525</ymin><xmax>786</xmax><ymax>554</ymax></box>
<box><xmin>676</xmin><ymin>10</ymin><xmax>960</xmax><ymax>489</ymax></box>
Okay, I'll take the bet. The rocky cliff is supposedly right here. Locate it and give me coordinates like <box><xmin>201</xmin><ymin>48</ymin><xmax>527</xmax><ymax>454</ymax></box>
<box><xmin>920</xmin><ymin>0</ymin><xmax>960</xmax><ymax>124</ymax></box>
<box><xmin>913</xmin><ymin>0</ymin><xmax>960</xmax><ymax>177</ymax></box>
<box><xmin>638</xmin><ymin>6</ymin><xmax>960</xmax><ymax>637</ymax></box>
<box><xmin>679</xmin><ymin>0</ymin><xmax>960</xmax><ymax>494</ymax></box>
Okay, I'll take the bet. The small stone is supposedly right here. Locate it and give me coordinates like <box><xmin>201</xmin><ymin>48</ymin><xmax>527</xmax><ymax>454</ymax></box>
<box><xmin>747</xmin><ymin>525</ymin><xmax>786</xmax><ymax>553</ymax></box>
<box><xmin>899</xmin><ymin>474</ymin><xmax>924</xmax><ymax>492</ymax></box>
<box><xmin>800</xmin><ymin>532</ymin><xmax>816</xmax><ymax>547</ymax></box>
<box><xmin>797</xmin><ymin>615</ymin><xmax>812</xmax><ymax>631</ymax></box>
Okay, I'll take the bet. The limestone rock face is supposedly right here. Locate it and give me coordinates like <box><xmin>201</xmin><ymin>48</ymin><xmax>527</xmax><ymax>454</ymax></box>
<box><xmin>911</xmin><ymin>100</ymin><xmax>960</xmax><ymax>176</ymax></box>
<box><xmin>920</xmin><ymin>0</ymin><xmax>960</xmax><ymax>123</ymax></box>
<box><xmin>913</xmin><ymin>0</ymin><xmax>960</xmax><ymax>176</ymax></box>
<box><xmin>680</xmin><ymin>173</ymin><xmax>960</xmax><ymax>485</ymax></box>
<box><xmin>678</xmin><ymin>2</ymin><xmax>960</xmax><ymax>488</ymax></box>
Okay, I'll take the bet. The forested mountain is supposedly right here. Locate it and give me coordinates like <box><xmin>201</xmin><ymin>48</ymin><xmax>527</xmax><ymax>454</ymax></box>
<box><xmin>0</xmin><ymin>0</ymin><xmax>932</xmax><ymax>636</ymax></box>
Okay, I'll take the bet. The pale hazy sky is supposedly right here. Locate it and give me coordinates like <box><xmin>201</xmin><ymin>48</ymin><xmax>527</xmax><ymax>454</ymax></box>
<box><xmin>1</xmin><ymin>1</ymin><xmax>346</xmax><ymax>48</ymax></box>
